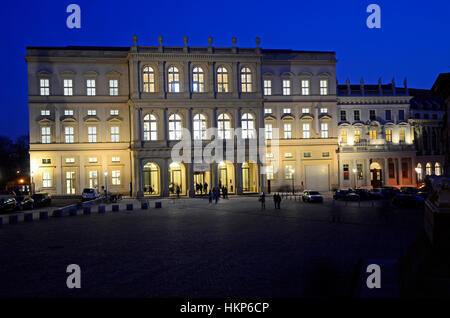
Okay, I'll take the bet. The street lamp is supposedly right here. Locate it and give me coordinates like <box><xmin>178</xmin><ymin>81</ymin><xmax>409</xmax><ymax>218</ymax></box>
<box><xmin>104</xmin><ymin>171</ymin><xmax>109</xmax><ymax>199</ymax></box>
<box><xmin>30</xmin><ymin>171</ymin><xmax>35</xmax><ymax>195</ymax></box>
<box><xmin>352</xmin><ymin>168</ymin><xmax>357</xmax><ymax>189</ymax></box>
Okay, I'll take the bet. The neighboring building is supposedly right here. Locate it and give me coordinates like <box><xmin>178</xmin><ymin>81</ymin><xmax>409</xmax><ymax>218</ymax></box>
<box><xmin>25</xmin><ymin>36</ymin><xmax>447</xmax><ymax>196</ymax></box>
<box><xmin>432</xmin><ymin>73</ymin><xmax>450</xmax><ymax>176</ymax></box>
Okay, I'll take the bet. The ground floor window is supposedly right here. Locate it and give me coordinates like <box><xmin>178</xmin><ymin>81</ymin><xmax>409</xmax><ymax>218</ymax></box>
<box><xmin>435</xmin><ymin>162</ymin><xmax>442</xmax><ymax>176</ymax></box>
<box><xmin>43</xmin><ymin>171</ymin><xmax>52</xmax><ymax>188</ymax></box>
<box><xmin>343</xmin><ymin>164</ymin><xmax>349</xmax><ymax>180</ymax></box>
<box><xmin>112</xmin><ymin>170</ymin><xmax>121</xmax><ymax>185</ymax></box>
<box><xmin>66</xmin><ymin>171</ymin><xmax>76</xmax><ymax>194</ymax></box>
<box><xmin>89</xmin><ymin>170</ymin><xmax>98</xmax><ymax>189</ymax></box>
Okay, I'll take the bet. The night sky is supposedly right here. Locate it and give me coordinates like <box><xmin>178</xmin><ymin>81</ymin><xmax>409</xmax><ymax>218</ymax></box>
<box><xmin>0</xmin><ymin>0</ymin><xmax>449</xmax><ymax>139</ymax></box>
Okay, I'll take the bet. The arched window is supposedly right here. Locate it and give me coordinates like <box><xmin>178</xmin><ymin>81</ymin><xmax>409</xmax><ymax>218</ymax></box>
<box><xmin>435</xmin><ymin>162</ymin><xmax>442</xmax><ymax>176</ymax></box>
<box><xmin>168</xmin><ymin>114</ymin><xmax>182</xmax><ymax>140</ymax></box>
<box><xmin>192</xmin><ymin>67</ymin><xmax>205</xmax><ymax>93</ymax></box>
<box><xmin>241</xmin><ymin>113</ymin><xmax>255</xmax><ymax>139</ymax></box>
<box><xmin>218</xmin><ymin>113</ymin><xmax>231</xmax><ymax>139</ymax></box>
<box><xmin>168</xmin><ymin>66</ymin><xmax>180</xmax><ymax>93</ymax></box>
<box><xmin>143</xmin><ymin>114</ymin><xmax>157</xmax><ymax>141</ymax></box>
<box><xmin>142</xmin><ymin>66</ymin><xmax>155</xmax><ymax>93</ymax></box>
<box><xmin>193</xmin><ymin>114</ymin><xmax>207</xmax><ymax>140</ymax></box>
<box><xmin>416</xmin><ymin>163</ymin><xmax>423</xmax><ymax>182</ymax></box>
<box><xmin>426</xmin><ymin>162</ymin><xmax>432</xmax><ymax>175</ymax></box>
<box><xmin>240</xmin><ymin>67</ymin><xmax>252</xmax><ymax>93</ymax></box>
<box><xmin>217</xmin><ymin>66</ymin><xmax>229</xmax><ymax>93</ymax></box>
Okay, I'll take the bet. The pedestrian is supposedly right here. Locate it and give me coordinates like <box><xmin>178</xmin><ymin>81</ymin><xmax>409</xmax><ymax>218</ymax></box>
<box><xmin>259</xmin><ymin>192</ymin><xmax>266</xmax><ymax>210</ymax></box>
<box><xmin>214</xmin><ymin>187</ymin><xmax>219</xmax><ymax>204</ymax></box>
<box><xmin>176</xmin><ymin>185</ymin><xmax>180</xmax><ymax>198</ymax></box>
<box><xmin>276</xmin><ymin>193</ymin><xmax>282</xmax><ymax>209</ymax></box>
<box><xmin>224</xmin><ymin>187</ymin><xmax>228</xmax><ymax>198</ymax></box>
<box><xmin>273</xmin><ymin>193</ymin><xmax>278</xmax><ymax>209</ymax></box>
<box><xmin>204</xmin><ymin>182</ymin><xmax>208</xmax><ymax>195</ymax></box>
<box><xmin>208</xmin><ymin>190</ymin><xmax>212</xmax><ymax>204</ymax></box>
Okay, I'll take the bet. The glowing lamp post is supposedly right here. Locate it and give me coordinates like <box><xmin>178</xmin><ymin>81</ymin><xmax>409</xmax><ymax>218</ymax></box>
<box><xmin>352</xmin><ymin>168</ymin><xmax>357</xmax><ymax>189</ymax></box>
<box><xmin>104</xmin><ymin>171</ymin><xmax>109</xmax><ymax>198</ymax></box>
<box><xmin>30</xmin><ymin>171</ymin><xmax>35</xmax><ymax>194</ymax></box>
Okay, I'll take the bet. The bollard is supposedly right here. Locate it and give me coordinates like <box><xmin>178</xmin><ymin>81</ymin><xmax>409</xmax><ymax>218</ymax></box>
<box><xmin>39</xmin><ymin>211</ymin><xmax>49</xmax><ymax>220</ymax></box>
<box><xmin>24</xmin><ymin>213</ymin><xmax>33</xmax><ymax>222</ymax></box>
<box><xmin>52</xmin><ymin>209</ymin><xmax>63</xmax><ymax>217</ymax></box>
<box><xmin>83</xmin><ymin>206</ymin><xmax>91</xmax><ymax>215</ymax></box>
<box><xmin>112</xmin><ymin>204</ymin><xmax>119</xmax><ymax>212</ymax></box>
<box><xmin>0</xmin><ymin>216</ymin><xmax>2</xmax><ymax>226</ymax></box>
<box><xmin>126</xmin><ymin>203</ymin><xmax>133</xmax><ymax>211</ymax></box>
<box><xmin>155</xmin><ymin>201</ymin><xmax>162</xmax><ymax>209</ymax></box>
<box><xmin>9</xmin><ymin>215</ymin><xmax>18</xmax><ymax>224</ymax></box>
<box><xmin>69</xmin><ymin>208</ymin><xmax>77</xmax><ymax>216</ymax></box>
<box><xmin>98</xmin><ymin>205</ymin><xmax>106</xmax><ymax>214</ymax></box>
<box><xmin>141</xmin><ymin>202</ymin><xmax>149</xmax><ymax>210</ymax></box>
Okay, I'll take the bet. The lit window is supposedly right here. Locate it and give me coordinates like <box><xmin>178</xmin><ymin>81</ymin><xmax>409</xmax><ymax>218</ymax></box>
<box><xmin>65</xmin><ymin>126</ymin><xmax>74</xmax><ymax>143</ymax></box>
<box><xmin>241</xmin><ymin>113</ymin><xmax>255</xmax><ymax>139</ymax></box>
<box><xmin>302</xmin><ymin>108</ymin><xmax>309</xmax><ymax>114</ymax></box>
<box><xmin>89</xmin><ymin>171</ymin><xmax>98</xmax><ymax>189</ymax></box>
<box><xmin>282</xmin><ymin>80</ymin><xmax>291</xmax><ymax>95</ymax></box>
<box><xmin>343</xmin><ymin>164</ymin><xmax>349</xmax><ymax>180</ymax></box>
<box><xmin>65</xmin><ymin>158</ymin><xmax>75</xmax><ymax>163</ymax></box>
<box><xmin>266</xmin><ymin>165</ymin><xmax>274</xmax><ymax>180</ymax></box>
<box><xmin>369</xmin><ymin>129</ymin><xmax>377</xmax><ymax>140</ymax></box>
<box><xmin>87</xmin><ymin>109</ymin><xmax>96</xmax><ymax>116</ymax></box>
<box><xmin>265</xmin><ymin>124</ymin><xmax>273</xmax><ymax>140</ymax></box>
<box><xmin>41</xmin><ymin>110</ymin><xmax>50</xmax><ymax>116</ymax></box>
<box><xmin>41</xmin><ymin>127</ymin><xmax>51</xmax><ymax>143</ymax></box>
<box><xmin>40</xmin><ymin>79</ymin><xmax>50</xmax><ymax>96</ymax></box>
<box><xmin>143</xmin><ymin>114</ymin><xmax>157</xmax><ymax>141</ymax></box>
<box><xmin>42</xmin><ymin>158</ymin><xmax>51</xmax><ymax>164</ymax></box>
<box><xmin>354</xmin><ymin>130</ymin><xmax>361</xmax><ymax>143</ymax></box>
<box><xmin>64</xmin><ymin>109</ymin><xmax>73</xmax><ymax>116</ymax></box>
<box><xmin>301</xmin><ymin>80</ymin><xmax>310</xmax><ymax>95</ymax></box>
<box><xmin>321</xmin><ymin>123</ymin><xmax>328</xmax><ymax>138</ymax></box>
<box><xmin>112</xmin><ymin>170</ymin><xmax>121</xmax><ymax>185</ymax></box>
<box><xmin>168</xmin><ymin>66</ymin><xmax>180</xmax><ymax>93</ymax></box>
<box><xmin>284</xmin><ymin>123</ymin><xmax>292</xmax><ymax>139</ymax></box>
<box><xmin>63</xmin><ymin>79</ymin><xmax>73</xmax><ymax>96</ymax></box>
<box><xmin>285</xmin><ymin>165</ymin><xmax>294</xmax><ymax>179</ymax></box>
<box><xmin>320</xmin><ymin>108</ymin><xmax>328</xmax><ymax>114</ymax></box>
<box><xmin>89</xmin><ymin>157</ymin><xmax>98</xmax><ymax>163</ymax></box>
<box><xmin>111</xmin><ymin>126</ymin><xmax>120</xmax><ymax>142</ymax></box>
<box><xmin>264</xmin><ymin>108</ymin><xmax>272</xmax><ymax>114</ymax></box>
<box><xmin>266</xmin><ymin>153</ymin><xmax>274</xmax><ymax>159</ymax></box>
<box><xmin>217</xmin><ymin>66</ymin><xmax>229</xmax><ymax>92</ymax></box>
<box><xmin>285</xmin><ymin>153</ymin><xmax>293</xmax><ymax>158</ymax></box>
<box><xmin>43</xmin><ymin>171</ymin><xmax>52</xmax><ymax>188</ymax></box>
<box><xmin>435</xmin><ymin>163</ymin><xmax>442</xmax><ymax>176</ymax></box>
<box><xmin>109</xmin><ymin>79</ymin><xmax>119</xmax><ymax>96</ymax></box>
<box><xmin>88</xmin><ymin>126</ymin><xmax>97</xmax><ymax>143</ymax></box>
<box><xmin>426</xmin><ymin>163</ymin><xmax>432</xmax><ymax>175</ymax></box>
<box><xmin>357</xmin><ymin>164</ymin><xmax>363</xmax><ymax>180</ymax></box>
<box><xmin>192</xmin><ymin>67</ymin><xmax>205</xmax><ymax>93</ymax></box>
<box><xmin>319</xmin><ymin>79</ymin><xmax>328</xmax><ymax>95</ymax></box>
<box><xmin>283</xmin><ymin>108</ymin><xmax>291</xmax><ymax>114</ymax></box>
<box><xmin>112</xmin><ymin>157</ymin><xmax>120</xmax><ymax>162</ymax></box>
<box><xmin>240</xmin><ymin>67</ymin><xmax>252</xmax><ymax>93</ymax></box>
<box><xmin>354</xmin><ymin>110</ymin><xmax>360</xmax><ymax>121</ymax></box>
<box><xmin>399</xmin><ymin>128</ymin><xmax>405</xmax><ymax>142</ymax></box>
<box><xmin>302</xmin><ymin>123</ymin><xmax>310</xmax><ymax>138</ymax></box>
<box><xmin>193</xmin><ymin>114</ymin><xmax>207</xmax><ymax>140</ymax></box>
<box><xmin>340</xmin><ymin>130</ymin><xmax>347</xmax><ymax>143</ymax></box>
<box><xmin>87</xmin><ymin>79</ymin><xmax>96</xmax><ymax>96</ymax></box>
<box><xmin>385</xmin><ymin>129</ymin><xmax>392</xmax><ymax>142</ymax></box>
<box><xmin>264</xmin><ymin>80</ymin><xmax>272</xmax><ymax>96</ymax></box>
<box><xmin>322</xmin><ymin>152</ymin><xmax>330</xmax><ymax>157</ymax></box>
<box><xmin>218</xmin><ymin>113</ymin><xmax>231</xmax><ymax>139</ymax></box>
<box><xmin>143</xmin><ymin>66</ymin><xmax>155</xmax><ymax>93</ymax></box>
<box><xmin>169</xmin><ymin>114</ymin><xmax>182</xmax><ymax>140</ymax></box>
<box><xmin>303</xmin><ymin>152</ymin><xmax>311</xmax><ymax>158</ymax></box>
<box><xmin>110</xmin><ymin>109</ymin><xmax>119</xmax><ymax>116</ymax></box>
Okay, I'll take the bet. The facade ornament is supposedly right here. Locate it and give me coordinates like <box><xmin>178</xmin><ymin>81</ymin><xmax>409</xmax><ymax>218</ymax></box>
<box><xmin>255</xmin><ymin>37</ymin><xmax>260</xmax><ymax>47</ymax></box>
<box><xmin>404</xmin><ymin>77</ymin><xmax>409</xmax><ymax>95</ymax></box>
<box><xmin>132</xmin><ymin>34</ymin><xmax>138</xmax><ymax>46</ymax></box>
<box><xmin>183</xmin><ymin>36</ymin><xmax>188</xmax><ymax>46</ymax></box>
<box><xmin>360</xmin><ymin>77</ymin><xmax>365</xmax><ymax>96</ymax></box>
<box><xmin>392</xmin><ymin>77</ymin><xmax>396</xmax><ymax>96</ymax></box>
<box><xmin>346</xmin><ymin>78</ymin><xmax>351</xmax><ymax>95</ymax></box>
<box><xmin>158</xmin><ymin>35</ymin><xmax>163</xmax><ymax>46</ymax></box>
<box><xmin>232</xmin><ymin>37</ymin><xmax>237</xmax><ymax>47</ymax></box>
<box><xmin>378</xmin><ymin>77</ymin><xmax>383</xmax><ymax>95</ymax></box>
<box><xmin>208</xmin><ymin>36</ymin><xmax>213</xmax><ymax>47</ymax></box>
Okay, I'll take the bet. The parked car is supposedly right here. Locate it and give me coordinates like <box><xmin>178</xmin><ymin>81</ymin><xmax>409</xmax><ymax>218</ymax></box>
<box><xmin>31</xmin><ymin>193</ymin><xmax>51</xmax><ymax>207</ymax></box>
<box><xmin>400</xmin><ymin>186</ymin><xmax>419</xmax><ymax>194</ymax></box>
<box><xmin>354</xmin><ymin>188</ymin><xmax>372</xmax><ymax>200</ymax></box>
<box><xmin>381</xmin><ymin>187</ymin><xmax>401</xmax><ymax>199</ymax></box>
<box><xmin>82</xmin><ymin>188</ymin><xmax>100</xmax><ymax>201</ymax></box>
<box><xmin>392</xmin><ymin>194</ymin><xmax>424</xmax><ymax>208</ymax></box>
<box><xmin>333</xmin><ymin>189</ymin><xmax>360</xmax><ymax>201</ymax></box>
<box><xmin>15</xmin><ymin>195</ymin><xmax>34</xmax><ymax>210</ymax></box>
<box><xmin>370</xmin><ymin>188</ymin><xmax>385</xmax><ymax>200</ymax></box>
<box><xmin>302</xmin><ymin>190</ymin><xmax>324</xmax><ymax>202</ymax></box>
<box><xmin>0</xmin><ymin>197</ymin><xmax>18</xmax><ymax>213</ymax></box>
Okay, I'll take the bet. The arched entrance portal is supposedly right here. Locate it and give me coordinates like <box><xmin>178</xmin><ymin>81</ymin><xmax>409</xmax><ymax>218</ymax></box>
<box><xmin>370</xmin><ymin>161</ymin><xmax>382</xmax><ymax>188</ymax></box>
<box><xmin>169</xmin><ymin>162</ymin><xmax>186</xmax><ymax>196</ymax></box>
<box><xmin>242</xmin><ymin>160</ymin><xmax>258</xmax><ymax>193</ymax></box>
<box><xmin>143</xmin><ymin>162</ymin><xmax>160</xmax><ymax>196</ymax></box>
<box><xmin>218</xmin><ymin>161</ymin><xmax>235</xmax><ymax>194</ymax></box>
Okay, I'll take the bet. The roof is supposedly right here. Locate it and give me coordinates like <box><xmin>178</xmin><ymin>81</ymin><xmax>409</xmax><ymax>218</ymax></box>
<box><xmin>337</xmin><ymin>83</ymin><xmax>407</xmax><ymax>96</ymax></box>
<box><xmin>432</xmin><ymin>73</ymin><xmax>450</xmax><ymax>98</ymax></box>
<box><xmin>409</xmin><ymin>88</ymin><xmax>445</xmax><ymax>110</ymax></box>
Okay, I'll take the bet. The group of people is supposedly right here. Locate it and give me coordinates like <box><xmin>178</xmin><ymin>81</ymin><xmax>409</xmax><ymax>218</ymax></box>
<box><xmin>208</xmin><ymin>186</ymin><xmax>228</xmax><ymax>204</ymax></box>
<box><xmin>259</xmin><ymin>192</ymin><xmax>282</xmax><ymax>210</ymax></box>
<box><xmin>195</xmin><ymin>182</ymin><xmax>208</xmax><ymax>195</ymax></box>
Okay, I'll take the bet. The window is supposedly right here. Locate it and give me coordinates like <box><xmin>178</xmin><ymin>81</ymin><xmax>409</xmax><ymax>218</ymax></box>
<box><xmin>168</xmin><ymin>66</ymin><xmax>180</xmax><ymax>93</ymax></box>
<box><xmin>415</xmin><ymin>113</ymin><xmax>421</xmax><ymax>119</ymax></box>
<box><xmin>143</xmin><ymin>66</ymin><xmax>155</xmax><ymax>93</ymax></box>
<box><xmin>399</xmin><ymin>110</ymin><xmax>405</xmax><ymax>121</ymax></box>
<box><xmin>369</xmin><ymin>129</ymin><xmax>377</xmax><ymax>140</ymax></box>
<box><xmin>264</xmin><ymin>108</ymin><xmax>272</xmax><ymax>114</ymax></box>
<box><xmin>282</xmin><ymin>80</ymin><xmax>291</xmax><ymax>95</ymax></box>
<box><xmin>266</xmin><ymin>152</ymin><xmax>274</xmax><ymax>159</ymax></box>
<box><xmin>109</xmin><ymin>79</ymin><xmax>119</xmax><ymax>96</ymax></box>
<box><xmin>40</xmin><ymin>79</ymin><xmax>50</xmax><ymax>96</ymax></box>
<box><xmin>41</xmin><ymin>110</ymin><xmax>50</xmax><ymax>116</ymax></box>
<box><xmin>285</xmin><ymin>153</ymin><xmax>293</xmax><ymax>158</ymax></box>
<box><xmin>89</xmin><ymin>157</ymin><xmax>98</xmax><ymax>163</ymax></box>
<box><xmin>354</xmin><ymin>110</ymin><xmax>360</xmax><ymax>121</ymax></box>
<box><xmin>283</xmin><ymin>108</ymin><xmax>291</xmax><ymax>114</ymax></box>
<box><xmin>111</xmin><ymin>126</ymin><xmax>120</xmax><ymax>142</ymax></box>
<box><xmin>63</xmin><ymin>79</ymin><xmax>73</xmax><ymax>96</ymax></box>
<box><xmin>64</xmin><ymin>126</ymin><xmax>74</xmax><ymax>143</ymax></box>
<box><xmin>112</xmin><ymin>156</ymin><xmax>120</xmax><ymax>162</ymax></box>
<box><xmin>385</xmin><ymin>110</ymin><xmax>391</xmax><ymax>121</ymax></box>
<box><xmin>217</xmin><ymin>66</ymin><xmax>229</xmax><ymax>92</ymax></box>
<box><xmin>385</xmin><ymin>129</ymin><xmax>392</xmax><ymax>142</ymax></box>
<box><xmin>302</xmin><ymin>123</ymin><xmax>310</xmax><ymax>138</ymax></box>
<box><xmin>241</xmin><ymin>113</ymin><xmax>255</xmax><ymax>139</ymax></box>
<box><xmin>370</xmin><ymin>110</ymin><xmax>376</xmax><ymax>121</ymax></box>
<box><xmin>340</xmin><ymin>130</ymin><xmax>347</xmax><ymax>143</ymax></box>
<box><xmin>399</xmin><ymin>128</ymin><xmax>405</xmax><ymax>142</ymax></box>
<box><xmin>41</xmin><ymin>127</ymin><xmax>51</xmax><ymax>143</ymax></box>
<box><xmin>301</xmin><ymin>80</ymin><xmax>310</xmax><ymax>95</ymax></box>
<box><xmin>88</xmin><ymin>126</ymin><xmax>97</xmax><ymax>143</ymax></box>
<box><xmin>322</xmin><ymin>152</ymin><xmax>330</xmax><ymax>157</ymax></box>
<box><xmin>218</xmin><ymin>113</ymin><xmax>231</xmax><ymax>139</ymax></box>
<box><xmin>42</xmin><ymin>158</ymin><xmax>51</xmax><ymax>164</ymax></box>
<box><xmin>143</xmin><ymin>114</ymin><xmax>157</xmax><ymax>141</ymax></box>
<box><xmin>264</xmin><ymin>80</ymin><xmax>272</xmax><ymax>96</ymax></box>
<box><xmin>319</xmin><ymin>79</ymin><xmax>328</xmax><ymax>95</ymax></box>
<box><xmin>87</xmin><ymin>109</ymin><xmax>96</xmax><ymax>116</ymax></box>
<box><xmin>266</xmin><ymin>166</ymin><xmax>274</xmax><ymax>180</ymax></box>
<box><xmin>192</xmin><ymin>67</ymin><xmax>205</xmax><ymax>93</ymax></box>
<box><xmin>110</xmin><ymin>109</ymin><xmax>119</xmax><ymax>116</ymax></box>
<box><xmin>89</xmin><ymin>171</ymin><xmax>98</xmax><ymax>189</ymax></box>
<box><xmin>265</xmin><ymin>124</ymin><xmax>273</xmax><ymax>140</ymax></box>
<box><xmin>193</xmin><ymin>114</ymin><xmax>207</xmax><ymax>140</ymax></box>
<box><xmin>86</xmin><ymin>79</ymin><xmax>96</xmax><ymax>96</ymax></box>
<box><xmin>354</xmin><ymin>130</ymin><xmax>361</xmax><ymax>143</ymax></box>
<box><xmin>285</xmin><ymin>165</ymin><xmax>294</xmax><ymax>179</ymax></box>
<box><xmin>64</xmin><ymin>109</ymin><xmax>73</xmax><ymax>116</ymax></box>
<box><xmin>169</xmin><ymin>114</ymin><xmax>182</xmax><ymax>140</ymax></box>
<box><xmin>402</xmin><ymin>162</ymin><xmax>408</xmax><ymax>178</ymax></box>
<box><xmin>43</xmin><ymin>172</ymin><xmax>52</xmax><ymax>188</ymax></box>
<box><xmin>112</xmin><ymin>170</ymin><xmax>121</xmax><ymax>185</ymax></box>
<box><xmin>426</xmin><ymin>163</ymin><xmax>432</xmax><ymax>175</ymax></box>
<box><xmin>320</xmin><ymin>108</ymin><xmax>328</xmax><ymax>114</ymax></box>
<box><xmin>66</xmin><ymin>171</ymin><xmax>76</xmax><ymax>195</ymax></box>
<box><xmin>340</xmin><ymin>110</ymin><xmax>346</xmax><ymax>121</ymax></box>
<box><xmin>357</xmin><ymin>164</ymin><xmax>363</xmax><ymax>180</ymax></box>
<box><xmin>302</xmin><ymin>108</ymin><xmax>309</xmax><ymax>114</ymax></box>
<box><xmin>65</xmin><ymin>157</ymin><xmax>75</xmax><ymax>163</ymax></box>
<box><xmin>321</xmin><ymin>123</ymin><xmax>328</xmax><ymax>138</ymax></box>
<box><xmin>240</xmin><ymin>67</ymin><xmax>252</xmax><ymax>93</ymax></box>
<box><xmin>432</xmin><ymin>114</ymin><xmax>438</xmax><ymax>120</ymax></box>
<box><xmin>343</xmin><ymin>164</ymin><xmax>349</xmax><ymax>180</ymax></box>
<box><xmin>284</xmin><ymin>123</ymin><xmax>292</xmax><ymax>139</ymax></box>
<box><xmin>303</xmin><ymin>152</ymin><xmax>311</xmax><ymax>158</ymax></box>
<box><xmin>435</xmin><ymin>163</ymin><xmax>442</xmax><ymax>176</ymax></box>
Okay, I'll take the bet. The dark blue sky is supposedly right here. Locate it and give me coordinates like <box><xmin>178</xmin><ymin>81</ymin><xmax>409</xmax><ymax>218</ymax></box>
<box><xmin>0</xmin><ymin>0</ymin><xmax>449</xmax><ymax>138</ymax></box>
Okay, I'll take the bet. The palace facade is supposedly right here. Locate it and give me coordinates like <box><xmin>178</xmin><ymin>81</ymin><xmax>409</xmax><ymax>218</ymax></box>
<box><xmin>26</xmin><ymin>37</ymin><xmax>447</xmax><ymax>197</ymax></box>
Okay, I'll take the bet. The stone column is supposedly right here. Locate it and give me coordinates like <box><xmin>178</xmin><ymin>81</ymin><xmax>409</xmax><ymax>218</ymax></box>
<box><xmin>236</xmin><ymin>162</ymin><xmax>243</xmax><ymax>194</ymax></box>
<box><xmin>188</xmin><ymin>163</ymin><xmax>195</xmax><ymax>197</ymax></box>
<box><xmin>397</xmin><ymin>157</ymin><xmax>402</xmax><ymax>186</ymax></box>
<box><xmin>212</xmin><ymin>163</ymin><xmax>218</xmax><ymax>188</ymax></box>
<box><xmin>162</xmin><ymin>159</ymin><xmax>170</xmax><ymax>197</ymax></box>
<box><xmin>365</xmin><ymin>158</ymin><xmax>371</xmax><ymax>187</ymax></box>
<box><xmin>188</xmin><ymin>108</ymin><xmax>193</xmax><ymax>138</ymax></box>
<box><xmin>137</xmin><ymin>158</ymin><xmax>143</xmax><ymax>198</ymax></box>
<box><xmin>138</xmin><ymin>107</ymin><xmax>143</xmax><ymax>143</ymax></box>
<box><xmin>383</xmin><ymin>158</ymin><xmax>389</xmax><ymax>186</ymax></box>
<box><xmin>163</xmin><ymin>108</ymin><xmax>169</xmax><ymax>145</ymax></box>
